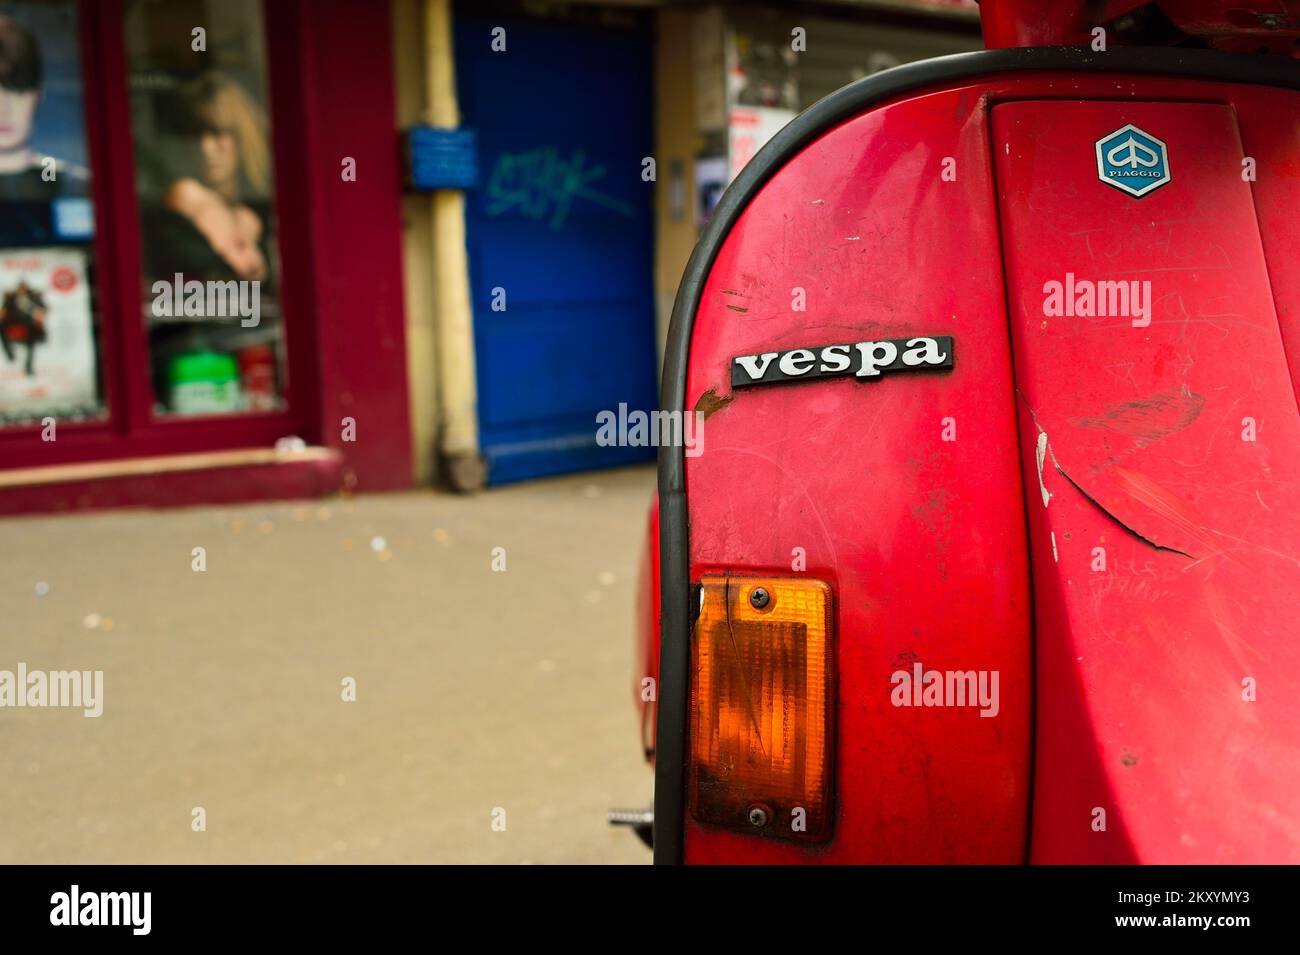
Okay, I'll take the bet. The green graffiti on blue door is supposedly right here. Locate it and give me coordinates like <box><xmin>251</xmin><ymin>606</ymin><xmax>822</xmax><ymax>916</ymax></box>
<box><xmin>484</xmin><ymin>147</ymin><xmax>635</xmax><ymax>230</ymax></box>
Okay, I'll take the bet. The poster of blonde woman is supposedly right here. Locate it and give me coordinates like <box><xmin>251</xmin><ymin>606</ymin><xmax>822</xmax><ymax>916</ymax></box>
<box><xmin>125</xmin><ymin>0</ymin><xmax>283</xmax><ymax>414</ymax></box>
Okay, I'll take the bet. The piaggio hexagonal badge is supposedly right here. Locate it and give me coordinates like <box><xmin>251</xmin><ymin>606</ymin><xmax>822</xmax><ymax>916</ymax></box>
<box><xmin>1095</xmin><ymin>124</ymin><xmax>1171</xmax><ymax>198</ymax></box>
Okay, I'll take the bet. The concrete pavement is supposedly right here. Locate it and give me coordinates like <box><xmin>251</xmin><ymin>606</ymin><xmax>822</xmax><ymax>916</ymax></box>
<box><xmin>0</xmin><ymin>465</ymin><xmax>656</xmax><ymax>864</ymax></box>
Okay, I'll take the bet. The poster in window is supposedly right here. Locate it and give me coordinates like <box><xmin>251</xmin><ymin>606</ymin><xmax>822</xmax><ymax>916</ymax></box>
<box><xmin>0</xmin><ymin>247</ymin><xmax>96</xmax><ymax>418</ymax></box>
<box><xmin>125</xmin><ymin>0</ymin><xmax>285</xmax><ymax>416</ymax></box>
<box><xmin>0</xmin><ymin>2</ymin><xmax>93</xmax><ymax>246</ymax></box>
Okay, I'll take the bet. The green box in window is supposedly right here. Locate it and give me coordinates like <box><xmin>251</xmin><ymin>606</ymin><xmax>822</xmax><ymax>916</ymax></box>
<box><xmin>168</xmin><ymin>351</ymin><xmax>242</xmax><ymax>415</ymax></box>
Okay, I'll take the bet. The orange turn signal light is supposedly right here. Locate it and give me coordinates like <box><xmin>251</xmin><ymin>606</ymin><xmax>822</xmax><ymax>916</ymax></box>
<box><xmin>690</xmin><ymin>576</ymin><xmax>834</xmax><ymax>841</ymax></box>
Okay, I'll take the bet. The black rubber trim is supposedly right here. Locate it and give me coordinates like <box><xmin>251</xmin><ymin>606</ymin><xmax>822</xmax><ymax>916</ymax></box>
<box><xmin>652</xmin><ymin>45</ymin><xmax>1300</xmax><ymax>865</ymax></box>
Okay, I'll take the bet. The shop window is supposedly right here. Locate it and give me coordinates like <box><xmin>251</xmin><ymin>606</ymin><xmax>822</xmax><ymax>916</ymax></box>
<box><xmin>124</xmin><ymin>0</ymin><xmax>284</xmax><ymax>418</ymax></box>
<box><xmin>0</xmin><ymin>0</ymin><xmax>103</xmax><ymax>427</ymax></box>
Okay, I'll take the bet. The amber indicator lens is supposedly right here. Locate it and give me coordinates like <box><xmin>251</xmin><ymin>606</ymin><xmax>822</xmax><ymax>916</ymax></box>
<box><xmin>690</xmin><ymin>576</ymin><xmax>834</xmax><ymax>841</ymax></box>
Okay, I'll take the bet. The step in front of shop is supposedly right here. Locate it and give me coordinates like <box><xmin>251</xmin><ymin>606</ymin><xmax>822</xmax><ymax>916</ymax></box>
<box><xmin>0</xmin><ymin>447</ymin><xmax>345</xmax><ymax>515</ymax></box>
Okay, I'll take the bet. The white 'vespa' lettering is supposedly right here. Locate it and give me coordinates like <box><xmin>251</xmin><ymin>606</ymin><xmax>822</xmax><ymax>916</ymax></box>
<box><xmin>854</xmin><ymin>340</ymin><xmax>898</xmax><ymax>377</ymax></box>
<box><xmin>778</xmin><ymin>348</ymin><xmax>816</xmax><ymax>376</ymax></box>
<box><xmin>733</xmin><ymin>351</ymin><xmax>780</xmax><ymax>381</ymax></box>
<box><xmin>901</xmin><ymin>336</ymin><xmax>948</xmax><ymax>366</ymax></box>
<box><xmin>732</xmin><ymin>336</ymin><xmax>951</xmax><ymax>387</ymax></box>
<box><xmin>818</xmin><ymin>343</ymin><xmax>852</xmax><ymax>373</ymax></box>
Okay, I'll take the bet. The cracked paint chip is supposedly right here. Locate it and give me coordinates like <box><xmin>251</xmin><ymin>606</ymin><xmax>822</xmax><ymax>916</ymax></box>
<box><xmin>1035</xmin><ymin>431</ymin><xmax>1053</xmax><ymax>508</ymax></box>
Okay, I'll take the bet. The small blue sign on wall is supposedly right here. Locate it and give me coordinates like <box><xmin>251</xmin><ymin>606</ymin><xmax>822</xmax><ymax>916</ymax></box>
<box><xmin>406</xmin><ymin>127</ymin><xmax>478</xmax><ymax>191</ymax></box>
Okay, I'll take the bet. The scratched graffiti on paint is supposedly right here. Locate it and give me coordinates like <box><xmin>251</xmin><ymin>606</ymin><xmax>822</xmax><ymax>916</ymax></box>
<box><xmin>484</xmin><ymin>148</ymin><xmax>635</xmax><ymax>229</ymax></box>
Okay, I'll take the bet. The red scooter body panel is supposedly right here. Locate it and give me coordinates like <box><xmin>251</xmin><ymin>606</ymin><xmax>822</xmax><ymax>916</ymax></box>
<box><xmin>994</xmin><ymin>97</ymin><xmax>1300</xmax><ymax>863</ymax></box>
<box><xmin>671</xmin><ymin>68</ymin><xmax>1300</xmax><ymax>864</ymax></box>
<box><xmin>683</xmin><ymin>83</ymin><xmax>1034</xmax><ymax>864</ymax></box>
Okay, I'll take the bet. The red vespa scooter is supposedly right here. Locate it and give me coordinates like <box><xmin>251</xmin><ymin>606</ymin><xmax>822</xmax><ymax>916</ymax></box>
<box><xmin>622</xmin><ymin>0</ymin><xmax>1300</xmax><ymax>865</ymax></box>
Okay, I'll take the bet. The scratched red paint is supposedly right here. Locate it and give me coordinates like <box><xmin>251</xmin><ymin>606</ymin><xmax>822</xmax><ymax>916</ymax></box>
<box><xmin>996</xmin><ymin>98</ymin><xmax>1300</xmax><ymax>863</ymax></box>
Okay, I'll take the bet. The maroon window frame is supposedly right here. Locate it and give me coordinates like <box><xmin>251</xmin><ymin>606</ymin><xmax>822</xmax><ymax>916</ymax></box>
<box><xmin>0</xmin><ymin>0</ymin><xmax>322</xmax><ymax>469</ymax></box>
